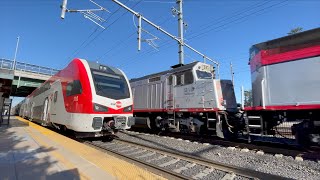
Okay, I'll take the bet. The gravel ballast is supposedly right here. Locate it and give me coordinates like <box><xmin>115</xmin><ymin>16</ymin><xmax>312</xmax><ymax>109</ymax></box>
<box><xmin>115</xmin><ymin>131</ymin><xmax>320</xmax><ymax>179</ymax></box>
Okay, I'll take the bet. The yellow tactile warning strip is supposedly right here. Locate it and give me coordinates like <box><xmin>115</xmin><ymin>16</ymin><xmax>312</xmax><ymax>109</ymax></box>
<box><xmin>16</xmin><ymin>117</ymin><xmax>166</xmax><ymax>180</ymax></box>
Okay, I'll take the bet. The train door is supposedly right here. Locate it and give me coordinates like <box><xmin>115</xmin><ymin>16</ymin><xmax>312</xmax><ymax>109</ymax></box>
<box><xmin>42</xmin><ymin>97</ymin><xmax>50</xmax><ymax>126</ymax></box>
<box><xmin>48</xmin><ymin>80</ymin><xmax>61</xmax><ymax>124</ymax></box>
<box><xmin>50</xmin><ymin>91</ymin><xmax>58</xmax><ymax>121</ymax></box>
<box><xmin>30</xmin><ymin>102</ymin><xmax>35</xmax><ymax>120</ymax></box>
<box><xmin>165</xmin><ymin>75</ymin><xmax>175</xmax><ymax>111</ymax></box>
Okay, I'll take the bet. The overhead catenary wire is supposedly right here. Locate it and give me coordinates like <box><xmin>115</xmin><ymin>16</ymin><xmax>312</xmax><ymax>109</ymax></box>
<box><xmin>91</xmin><ymin>0</ymin><xmax>288</xmax><ymax>73</ymax></box>
<box><xmin>127</xmin><ymin>0</ymin><xmax>289</xmax><ymax>67</ymax></box>
<box><xmin>98</xmin><ymin>14</ymin><xmax>174</xmax><ymax>62</ymax></box>
<box><xmin>64</xmin><ymin>0</ymin><xmax>142</xmax><ymax>65</ymax></box>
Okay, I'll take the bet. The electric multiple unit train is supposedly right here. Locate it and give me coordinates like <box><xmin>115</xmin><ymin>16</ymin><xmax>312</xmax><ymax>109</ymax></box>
<box><xmin>18</xmin><ymin>59</ymin><xmax>134</xmax><ymax>138</ymax></box>
<box><xmin>130</xmin><ymin>27</ymin><xmax>320</xmax><ymax>146</ymax></box>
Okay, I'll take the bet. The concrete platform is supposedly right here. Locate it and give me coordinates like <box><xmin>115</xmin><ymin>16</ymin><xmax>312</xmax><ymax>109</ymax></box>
<box><xmin>0</xmin><ymin>117</ymin><xmax>165</xmax><ymax>180</ymax></box>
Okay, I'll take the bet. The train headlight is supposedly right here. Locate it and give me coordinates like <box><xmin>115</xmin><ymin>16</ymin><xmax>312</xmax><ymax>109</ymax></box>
<box><xmin>123</xmin><ymin>105</ymin><xmax>133</xmax><ymax>112</ymax></box>
<box><xmin>93</xmin><ymin>103</ymin><xmax>108</xmax><ymax>112</ymax></box>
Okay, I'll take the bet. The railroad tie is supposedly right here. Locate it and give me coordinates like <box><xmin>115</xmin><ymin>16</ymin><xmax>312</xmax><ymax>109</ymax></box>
<box><xmin>192</xmin><ymin>167</ymin><xmax>214</xmax><ymax>179</ymax></box>
<box><xmin>135</xmin><ymin>152</ymin><xmax>156</xmax><ymax>159</ymax></box>
<box><xmin>145</xmin><ymin>155</ymin><xmax>167</xmax><ymax>163</ymax></box>
<box><xmin>221</xmin><ymin>172</ymin><xmax>236</xmax><ymax>180</ymax></box>
<box><xmin>173</xmin><ymin>163</ymin><xmax>196</xmax><ymax>173</ymax></box>
<box><xmin>158</xmin><ymin>158</ymin><xmax>180</xmax><ymax>167</ymax></box>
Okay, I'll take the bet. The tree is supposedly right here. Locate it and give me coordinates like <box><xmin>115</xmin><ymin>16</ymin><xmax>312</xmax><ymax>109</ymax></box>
<box><xmin>244</xmin><ymin>90</ymin><xmax>253</xmax><ymax>107</ymax></box>
<box><xmin>287</xmin><ymin>27</ymin><xmax>303</xmax><ymax>35</ymax></box>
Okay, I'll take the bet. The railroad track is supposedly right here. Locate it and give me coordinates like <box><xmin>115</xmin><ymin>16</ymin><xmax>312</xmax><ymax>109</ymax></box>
<box><xmin>85</xmin><ymin>138</ymin><xmax>287</xmax><ymax>180</ymax></box>
<box><xmin>126</xmin><ymin>130</ymin><xmax>320</xmax><ymax>162</ymax></box>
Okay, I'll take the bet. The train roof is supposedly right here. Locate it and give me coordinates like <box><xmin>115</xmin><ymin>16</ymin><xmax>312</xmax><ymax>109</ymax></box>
<box><xmin>130</xmin><ymin>61</ymin><xmax>199</xmax><ymax>82</ymax></box>
<box><xmin>252</xmin><ymin>27</ymin><xmax>320</xmax><ymax>50</ymax></box>
<box><xmin>87</xmin><ymin>60</ymin><xmax>123</xmax><ymax>75</ymax></box>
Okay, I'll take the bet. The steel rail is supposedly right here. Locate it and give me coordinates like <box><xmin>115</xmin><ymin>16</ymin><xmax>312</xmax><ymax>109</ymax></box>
<box><xmin>84</xmin><ymin>141</ymin><xmax>189</xmax><ymax>180</ymax></box>
<box><xmin>113</xmin><ymin>138</ymin><xmax>289</xmax><ymax>180</ymax></box>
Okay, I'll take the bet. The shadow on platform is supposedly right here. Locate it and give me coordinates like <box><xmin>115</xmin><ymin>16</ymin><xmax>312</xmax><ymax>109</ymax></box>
<box><xmin>0</xmin><ymin>117</ymin><xmax>82</xmax><ymax>180</ymax></box>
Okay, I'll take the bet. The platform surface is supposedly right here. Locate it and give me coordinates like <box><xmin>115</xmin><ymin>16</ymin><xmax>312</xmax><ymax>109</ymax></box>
<box><xmin>0</xmin><ymin>117</ymin><xmax>165</xmax><ymax>180</ymax></box>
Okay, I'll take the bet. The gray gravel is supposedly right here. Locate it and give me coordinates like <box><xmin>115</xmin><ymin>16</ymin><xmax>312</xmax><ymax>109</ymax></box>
<box><xmin>115</xmin><ymin>130</ymin><xmax>320</xmax><ymax>179</ymax></box>
<box><xmin>200</xmin><ymin>169</ymin><xmax>226</xmax><ymax>180</ymax></box>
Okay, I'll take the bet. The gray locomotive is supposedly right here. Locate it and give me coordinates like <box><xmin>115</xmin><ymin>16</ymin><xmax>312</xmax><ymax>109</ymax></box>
<box><xmin>131</xmin><ymin>27</ymin><xmax>320</xmax><ymax>146</ymax></box>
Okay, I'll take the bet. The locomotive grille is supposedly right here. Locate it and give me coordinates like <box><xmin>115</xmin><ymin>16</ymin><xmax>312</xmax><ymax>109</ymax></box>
<box><xmin>92</xmin><ymin>117</ymin><xmax>103</xmax><ymax>130</ymax></box>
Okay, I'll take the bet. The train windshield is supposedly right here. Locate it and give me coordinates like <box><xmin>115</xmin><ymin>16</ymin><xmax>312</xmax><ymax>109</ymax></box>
<box><xmin>91</xmin><ymin>70</ymin><xmax>130</xmax><ymax>100</ymax></box>
<box><xmin>196</xmin><ymin>70</ymin><xmax>213</xmax><ymax>79</ymax></box>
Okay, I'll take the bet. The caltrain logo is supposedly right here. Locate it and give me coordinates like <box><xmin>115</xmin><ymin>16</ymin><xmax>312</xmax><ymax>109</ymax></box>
<box><xmin>115</xmin><ymin>101</ymin><xmax>122</xmax><ymax>108</ymax></box>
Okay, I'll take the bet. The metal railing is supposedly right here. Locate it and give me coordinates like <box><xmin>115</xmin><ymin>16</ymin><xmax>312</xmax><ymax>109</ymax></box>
<box><xmin>0</xmin><ymin>58</ymin><xmax>59</xmax><ymax>76</ymax></box>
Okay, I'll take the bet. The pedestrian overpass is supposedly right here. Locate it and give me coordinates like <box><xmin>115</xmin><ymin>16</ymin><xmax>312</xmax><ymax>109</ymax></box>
<box><xmin>0</xmin><ymin>58</ymin><xmax>59</xmax><ymax>97</ymax></box>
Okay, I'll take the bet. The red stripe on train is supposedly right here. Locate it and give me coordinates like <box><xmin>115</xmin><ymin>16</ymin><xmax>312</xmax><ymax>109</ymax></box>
<box><xmin>250</xmin><ymin>45</ymin><xmax>320</xmax><ymax>72</ymax></box>
<box><xmin>244</xmin><ymin>104</ymin><xmax>320</xmax><ymax>111</ymax></box>
<box><xmin>134</xmin><ymin>108</ymin><xmax>220</xmax><ymax>113</ymax></box>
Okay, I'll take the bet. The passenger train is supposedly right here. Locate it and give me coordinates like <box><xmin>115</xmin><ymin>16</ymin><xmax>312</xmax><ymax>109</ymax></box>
<box><xmin>130</xmin><ymin>27</ymin><xmax>320</xmax><ymax>146</ymax></box>
<box><xmin>18</xmin><ymin>59</ymin><xmax>134</xmax><ymax>138</ymax></box>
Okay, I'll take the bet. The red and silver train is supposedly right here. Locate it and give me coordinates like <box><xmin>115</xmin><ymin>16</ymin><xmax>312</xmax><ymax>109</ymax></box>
<box><xmin>19</xmin><ymin>59</ymin><xmax>134</xmax><ymax>138</ymax></box>
<box><xmin>130</xmin><ymin>27</ymin><xmax>320</xmax><ymax>146</ymax></box>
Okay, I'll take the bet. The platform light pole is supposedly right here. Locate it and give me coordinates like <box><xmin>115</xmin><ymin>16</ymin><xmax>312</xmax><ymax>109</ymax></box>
<box><xmin>13</xmin><ymin>36</ymin><xmax>20</xmax><ymax>70</ymax></box>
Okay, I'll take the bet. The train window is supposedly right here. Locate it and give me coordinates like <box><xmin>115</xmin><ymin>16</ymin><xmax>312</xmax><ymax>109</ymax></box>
<box><xmin>91</xmin><ymin>70</ymin><xmax>130</xmax><ymax>100</ymax></box>
<box><xmin>167</xmin><ymin>76</ymin><xmax>173</xmax><ymax>85</ymax></box>
<box><xmin>176</xmin><ymin>73</ymin><xmax>184</xmax><ymax>86</ymax></box>
<box><xmin>196</xmin><ymin>70</ymin><xmax>213</xmax><ymax>79</ymax></box>
<box><xmin>54</xmin><ymin>91</ymin><xmax>58</xmax><ymax>103</ymax></box>
<box><xmin>66</xmin><ymin>83</ymin><xmax>72</xmax><ymax>96</ymax></box>
<box><xmin>67</xmin><ymin>80</ymin><xmax>82</xmax><ymax>96</ymax></box>
<box><xmin>72</xmin><ymin>80</ymin><xmax>82</xmax><ymax>95</ymax></box>
<box><xmin>184</xmin><ymin>71</ymin><xmax>194</xmax><ymax>85</ymax></box>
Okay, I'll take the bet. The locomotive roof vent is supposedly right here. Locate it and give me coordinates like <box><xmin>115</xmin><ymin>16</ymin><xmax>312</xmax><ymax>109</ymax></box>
<box><xmin>171</xmin><ymin>63</ymin><xmax>184</xmax><ymax>69</ymax></box>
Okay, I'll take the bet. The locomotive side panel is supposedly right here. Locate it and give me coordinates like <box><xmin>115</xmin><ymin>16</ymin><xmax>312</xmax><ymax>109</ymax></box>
<box><xmin>266</xmin><ymin>56</ymin><xmax>320</xmax><ymax>106</ymax></box>
<box><xmin>220</xmin><ymin>80</ymin><xmax>238</xmax><ymax>110</ymax></box>
<box><xmin>131</xmin><ymin>78</ymin><xmax>165</xmax><ymax>111</ymax></box>
<box><xmin>251</xmin><ymin>67</ymin><xmax>267</xmax><ymax>107</ymax></box>
<box><xmin>131</xmin><ymin>81</ymin><xmax>148</xmax><ymax>110</ymax></box>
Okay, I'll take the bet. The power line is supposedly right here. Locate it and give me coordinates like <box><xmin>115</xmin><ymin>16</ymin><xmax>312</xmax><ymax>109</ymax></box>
<box><xmin>185</xmin><ymin>0</ymin><xmax>272</xmax><ymax>38</ymax></box>
<box><xmin>66</xmin><ymin>0</ymin><xmax>131</xmax><ymax>61</ymax></box>
<box><xmin>102</xmin><ymin>15</ymin><xmax>174</xmax><ymax>60</ymax></box>
<box><xmin>188</xmin><ymin>0</ymin><xmax>289</xmax><ymax>41</ymax></box>
<box><xmin>104</xmin><ymin>16</ymin><xmax>172</xmax><ymax>65</ymax></box>
<box><xmin>140</xmin><ymin>0</ymin><xmax>289</xmax><ymax>64</ymax></box>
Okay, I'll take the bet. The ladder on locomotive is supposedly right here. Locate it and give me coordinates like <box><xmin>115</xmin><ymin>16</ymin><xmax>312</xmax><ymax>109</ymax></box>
<box><xmin>165</xmin><ymin>75</ymin><xmax>176</xmax><ymax>128</ymax></box>
<box><xmin>244</xmin><ymin>113</ymin><xmax>265</xmax><ymax>142</ymax></box>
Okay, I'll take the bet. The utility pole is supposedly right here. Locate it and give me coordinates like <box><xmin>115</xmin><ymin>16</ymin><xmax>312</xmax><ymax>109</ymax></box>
<box><xmin>60</xmin><ymin>0</ymin><xmax>219</xmax><ymax>75</ymax></box>
<box><xmin>13</xmin><ymin>36</ymin><xmax>20</xmax><ymax>70</ymax></box>
<box><xmin>177</xmin><ymin>0</ymin><xmax>184</xmax><ymax>65</ymax></box>
<box><xmin>230</xmin><ymin>62</ymin><xmax>234</xmax><ymax>87</ymax></box>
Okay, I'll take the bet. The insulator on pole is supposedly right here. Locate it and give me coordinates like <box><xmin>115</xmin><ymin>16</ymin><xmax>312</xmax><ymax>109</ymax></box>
<box><xmin>138</xmin><ymin>15</ymin><xmax>142</xmax><ymax>51</ymax></box>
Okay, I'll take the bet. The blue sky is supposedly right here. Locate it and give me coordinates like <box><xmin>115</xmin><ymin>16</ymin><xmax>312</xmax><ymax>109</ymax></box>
<box><xmin>1</xmin><ymin>0</ymin><xmax>319</xmax><ymax>106</ymax></box>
